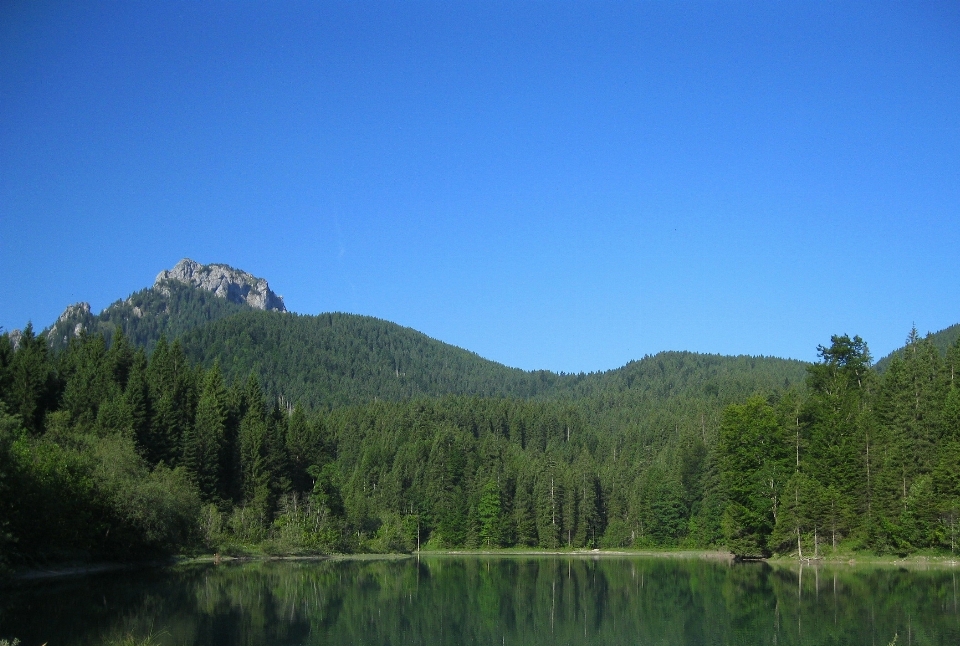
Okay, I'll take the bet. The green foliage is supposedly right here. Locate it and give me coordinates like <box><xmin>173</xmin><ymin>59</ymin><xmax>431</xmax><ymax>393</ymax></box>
<box><xmin>717</xmin><ymin>395</ymin><xmax>792</xmax><ymax>556</ymax></box>
<box><xmin>10</xmin><ymin>278</ymin><xmax>960</xmax><ymax>562</ymax></box>
<box><xmin>182</xmin><ymin>363</ymin><xmax>227</xmax><ymax>501</ymax></box>
<box><xmin>0</xmin><ymin>402</ymin><xmax>24</xmax><ymax>569</ymax></box>
<box><xmin>2</xmin><ymin>428</ymin><xmax>199</xmax><ymax>562</ymax></box>
<box><xmin>477</xmin><ymin>478</ymin><xmax>503</xmax><ymax>547</ymax></box>
<box><xmin>45</xmin><ymin>281</ymin><xmax>250</xmax><ymax>354</ymax></box>
<box><xmin>716</xmin><ymin>331</ymin><xmax>960</xmax><ymax>557</ymax></box>
<box><xmin>4</xmin><ymin>324</ymin><xmax>57</xmax><ymax>434</ymax></box>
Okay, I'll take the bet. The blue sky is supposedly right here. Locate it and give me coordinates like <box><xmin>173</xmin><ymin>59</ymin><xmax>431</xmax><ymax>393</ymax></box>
<box><xmin>2</xmin><ymin>1</ymin><xmax>959</xmax><ymax>373</ymax></box>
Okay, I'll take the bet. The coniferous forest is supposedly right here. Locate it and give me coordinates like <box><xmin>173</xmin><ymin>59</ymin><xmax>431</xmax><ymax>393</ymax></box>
<box><xmin>4</xmin><ymin>301</ymin><xmax>960</xmax><ymax>571</ymax></box>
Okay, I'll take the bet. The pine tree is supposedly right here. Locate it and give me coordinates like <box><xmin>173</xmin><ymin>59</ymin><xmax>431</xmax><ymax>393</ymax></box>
<box><xmin>183</xmin><ymin>364</ymin><xmax>227</xmax><ymax>502</ymax></box>
<box><xmin>477</xmin><ymin>477</ymin><xmax>502</xmax><ymax>547</ymax></box>
<box><xmin>95</xmin><ymin>390</ymin><xmax>133</xmax><ymax>436</ymax></box>
<box><xmin>804</xmin><ymin>334</ymin><xmax>874</xmax><ymax>544</ymax></box>
<box><xmin>0</xmin><ymin>332</ymin><xmax>13</xmax><ymax>401</ymax></box>
<box><xmin>124</xmin><ymin>350</ymin><xmax>151</xmax><ymax>455</ymax></box>
<box><xmin>873</xmin><ymin>330</ymin><xmax>947</xmax><ymax>549</ymax></box>
<box><xmin>534</xmin><ymin>461</ymin><xmax>563</xmax><ymax>549</ymax></box>
<box><xmin>106</xmin><ymin>327</ymin><xmax>134</xmax><ymax>390</ymax></box>
<box><xmin>239</xmin><ymin>406</ymin><xmax>271</xmax><ymax>514</ymax></box>
<box><xmin>265</xmin><ymin>401</ymin><xmax>292</xmax><ymax>499</ymax></box>
<box><xmin>6</xmin><ymin>324</ymin><xmax>56</xmax><ymax>434</ymax></box>
<box><xmin>286</xmin><ymin>403</ymin><xmax>314</xmax><ymax>493</ymax></box>
<box><xmin>572</xmin><ymin>452</ymin><xmax>602</xmax><ymax>547</ymax></box>
<box><xmin>513</xmin><ymin>474</ymin><xmax>538</xmax><ymax>547</ymax></box>
<box><xmin>146</xmin><ymin>336</ymin><xmax>196</xmax><ymax>465</ymax></box>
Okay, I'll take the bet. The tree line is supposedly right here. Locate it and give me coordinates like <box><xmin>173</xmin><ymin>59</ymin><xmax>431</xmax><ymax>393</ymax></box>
<box><xmin>2</xmin><ymin>321</ymin><xmax>957</xmax><ymax>567</ymax></box>
<box><xmin>719</xmin><ymin>330</ymin><xmax>960</xmax><ymax>557</ymax></box>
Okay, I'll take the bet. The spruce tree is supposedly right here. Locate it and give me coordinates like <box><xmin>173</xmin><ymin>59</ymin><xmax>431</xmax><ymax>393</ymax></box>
<box><xmin>184</xmin><ymin>364</ymin><xmax>227</xmax><ymax>502</ymax></box>
<box><xmin>239</xmin><ymin>406</ymin><xmax>271</xmax><ymax>513</ymax></box>
<box><xmin>7</xmin><ymin>324</ymin><xmax>56</xmax><ymax>434</ymax></box>
<box><xmin>285</xmin><ymin>402</ymin><xmax>314</xmax><ymax>492</ymax></box>
<box><xmin>804</xmin><ymin>334</ymin><xmax>874</xmax><ymax>546</ymax></box>
<box><xmin>124</xmin><ymin>350</ymin><xmax>151</xmax><ymax>456</ymax></box>
<box><xmin>477</xmin><ymin>478</ymin><xmax>502</xmax><ymax>547</ymax></box>
<box><xmin>513</xmin><ymin>474</ymin><xmax>539</xmax><ymax>546</ymax></box>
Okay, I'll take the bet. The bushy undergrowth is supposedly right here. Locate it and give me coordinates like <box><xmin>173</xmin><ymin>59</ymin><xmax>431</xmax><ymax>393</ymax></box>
<box><xmin>1</xmin><ymin>404</ymin><xmax>200</xmax><ymax>564</ymax></box>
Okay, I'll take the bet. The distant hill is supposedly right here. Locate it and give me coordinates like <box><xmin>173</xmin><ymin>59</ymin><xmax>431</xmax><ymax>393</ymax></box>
<box><xmin>179</xmin><ymin>310</ymin><xmax>577</xmax><ymax>408</ymax></box>
<box><xmin>875</xmin><ymin>323</ymin><xmax>960</xmax><ymax>372</ymax></box>
<box><xmin>177</xmin><ymin>308</ymin><xmax>810</xmax><ymax>412</ymax></box>
<box><xmin>37</xmin><ymin>258</ymin><xmax>812</xmax><ymax>413</ymax></box>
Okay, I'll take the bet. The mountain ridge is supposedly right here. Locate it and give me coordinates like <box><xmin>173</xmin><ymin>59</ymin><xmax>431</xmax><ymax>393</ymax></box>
<box><xmin>26</xmin><ymin>258</ymin><xmax>814</xmax><ymax>411</ymax></box>
<box><xmin>42</xmin><ymin>259</ymin><xmax>283</xmax><ymax>352</ymax></box>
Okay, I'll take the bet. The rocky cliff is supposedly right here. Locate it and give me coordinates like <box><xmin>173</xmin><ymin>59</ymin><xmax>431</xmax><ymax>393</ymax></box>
<box><xmin>37</xmin><ymin>258</ymin><xmax>287</xmax><ymax>352</ymax></box>
<box><xmin>155</xmin><ymin>259</ymin><xmax>286</xmax><ymax>312</ymax></box>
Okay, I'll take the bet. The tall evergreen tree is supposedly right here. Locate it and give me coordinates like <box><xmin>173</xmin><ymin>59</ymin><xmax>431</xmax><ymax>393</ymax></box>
<box><xmin>183</xmin><ymin>364</ymin><xmax>227</xmax><ymax>502</ymax></box>
<box><xmin>239</xmin><ymin>404</ymin><xmax>272</xmax><ymax>515</ymax></box>
<box><xmin>286</xmin><ymin>402</ymin><xmax>315</xmax><ymax>493</ymax></box>
<box><xmin>534</xmin><ymin>461</ymin><xmax>564</xmax><ymax>549</ymax></box>
<box><xmin>5</xmin><ymin>324</ymin><xmax>56</xmax><ymax>434</ymax></box>
<box><xmin>265</xmin><ymin>401</ymin><xmax>292</xmax><ymax>499</ymax></box>
<box><xmin>124</xmin><ymin>350</ymin><xmax>152</xmax><ymax>455</ymax></box>
<box><xmin>803</xmin><ymin>334</ymin><xmax>874</xmax><ymax>543</ymax></box>
<box><xmin>106</xmin><ymin>327</ymin><xmax>134</xmax><ymax>391</ymax></box>
<box><xmin>477</xmin><ymin>477</ymin><xmax>503</xmax><ymax>548</ymax></box>
<box><xmin>146</xmin><ymin>336</ymin><xmax>196</xmax><ymax>465</ymax></box>
<box><xmin>513</xmin><ymin>474</ymin><xmax>539</xmax><ymax>547</ymax></box>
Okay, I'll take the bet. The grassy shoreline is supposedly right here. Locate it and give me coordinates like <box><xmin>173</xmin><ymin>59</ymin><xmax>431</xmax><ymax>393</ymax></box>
<box><xmin>766</xmin><ymin>552</ymin><xmax>960</xmax><ymax>569</ymax></box>
<box><xmin>10</xmin><ymin>547</ymin><xmax>960</xmax><ymax>583</ymax></box>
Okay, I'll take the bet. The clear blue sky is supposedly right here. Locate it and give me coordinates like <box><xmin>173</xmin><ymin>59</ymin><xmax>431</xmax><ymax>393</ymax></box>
<box><xmin>2</xmin><ymin>1</ymin><xmax>959</xmax><ymax>373</ymax></box>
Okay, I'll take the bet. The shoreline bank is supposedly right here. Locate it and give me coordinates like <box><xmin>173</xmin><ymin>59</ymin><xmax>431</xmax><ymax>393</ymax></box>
<box><xmin>11</xmin><ymin>548</ymin><xmax>960</xmax><ymax>583</ymax></box>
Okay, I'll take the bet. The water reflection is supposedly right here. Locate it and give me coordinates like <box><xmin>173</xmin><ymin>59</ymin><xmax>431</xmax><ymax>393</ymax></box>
<box><xmin>2</xmin><ymin>557</ymin><xmax>959</xmax><ymax>645</ymax></box>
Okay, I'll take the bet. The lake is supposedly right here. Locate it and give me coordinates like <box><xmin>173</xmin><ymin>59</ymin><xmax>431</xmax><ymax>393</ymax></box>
<box><xmin>2</xmin><ymin>555</ymin><xmax>959</xmax><ymax>645</ymax></box>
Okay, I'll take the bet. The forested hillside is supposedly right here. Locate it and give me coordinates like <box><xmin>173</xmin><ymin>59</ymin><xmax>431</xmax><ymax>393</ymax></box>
<box><xmin>179</xmin><ymin>311</ymin><xmax>573</xmax><ymax>407</ymax></box>
<box><xmin>44</xmin><ymin>281</ymin><xmax>251</xmax><ymax>354</ymax></box>
<box><xmin>719</xmin><ymin>330</ymin><xmax>960</xmax><ymax>557</ymax></box>
<box><xmin>875</xmin><ymin>322</ymin><xmax>960</xmax><ymax>372</ymax></box>
<box><xmin>3</xmin><ymin>262</ymin><xmax>958</xmax><ymax>567</ymax></box>
<box><xmin>178</xmin><ymin>309</ymin><xmax>809</xmax><ymax>410</ymax></box>
<box><xmin>0</xmin><ymin>321</ymin><xmax>809</xmax><ymax>566</ymax></box>
<box><xmin>1</xmin><ymin>322</ymin><xmax>958</xmax><ymax>565</ymax></box>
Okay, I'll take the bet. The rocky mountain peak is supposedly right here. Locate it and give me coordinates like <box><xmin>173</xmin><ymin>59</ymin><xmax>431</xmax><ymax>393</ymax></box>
<box><xmin>154</xmin><ymin>259</ymin><xmax>286</xmax><ymax>312</ymax></box>
<box><xmin>58</xmin><ymin>302</ymin><xmax>91</xmax><ymax>325</ymax></box>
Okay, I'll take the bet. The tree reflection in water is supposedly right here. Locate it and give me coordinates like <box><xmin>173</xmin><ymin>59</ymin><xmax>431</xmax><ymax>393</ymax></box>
<box><xmin>2</xmin><ymin>557</ymin><xmax>959</xmax><ymax>645</ymax></box>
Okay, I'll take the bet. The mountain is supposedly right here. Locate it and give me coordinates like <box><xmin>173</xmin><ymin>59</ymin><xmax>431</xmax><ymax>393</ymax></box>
<box><xmin>38</xmin><ymin>258</ymin><xmax>811</xmax><ymax>411</ymax></box>
<box><xmin>0</xmin><ymin>258</ymin><xmax>822</xmax><ymax>564</ymax></box>
<box><xmin>155</xmin><ymin>258</ymin><xmax>286</xmax><ymax>312</ymax></box>
<box><xmin>43</xmin><ymin>259</ymin><xmax>284</xmax><ymax>353</ymax></box>
<box><xmin>48</xmin><ymin>260</ymin><xmax>812</xmax><ymax>410</ymax></box>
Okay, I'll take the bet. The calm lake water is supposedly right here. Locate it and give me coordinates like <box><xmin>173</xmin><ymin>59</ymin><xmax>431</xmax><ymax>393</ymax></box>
<box><xmin>2</xmin><ymin>555</ymin><xmax>960</xmax><ymax>645</ymax></box>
